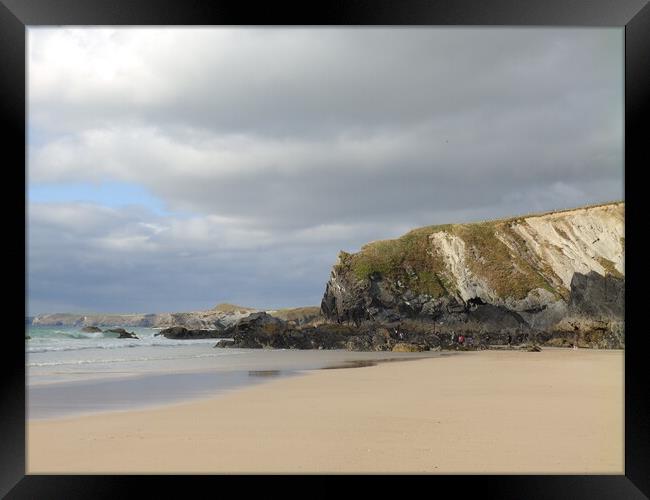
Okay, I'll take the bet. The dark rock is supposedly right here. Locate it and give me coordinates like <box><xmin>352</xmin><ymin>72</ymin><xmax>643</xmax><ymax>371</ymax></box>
<box><xmin>539</xmin><ymin>272</ymin><xmax>625</xmax><ymax>349</ymax></box>
<box><xmin>345</xmin><ymin>335</ymin><xmax>373</xmax><ymax>351</ymax></box>
<box><xmin>155</xmin><ymin>326</ymin><xmax>227</xmax><ymax>339</ymax></box>
<box><xmin>545</xmin><ymin>318</ymin><xmax>623</xmax><ymax>349</ymax></box>
<box><xmin>467</xmin><ymin>304</ymin><xmax>524</xmax><ymax>329</ymax></box>
<box><xmin>320</xmin><ymin>249</ymin><xmax>625</xmax><ymax>350</ymax></box>
<box><xmin>234</xmin><ymin>312</ymin><xmax>285</xmax><ymax>330</ymax></box>
<box><xmin>215</xmin><ymin>312</ymin><xmax>293</xmax><ymax>349</ymax></box>
<box><xmin>526</xmin><ymin>345</ymin><xmax>542</xmax><ymax>352</ymax></box>
<box><xmin>320</xmin><ymin>267</ymin><xmax>369</xmax><ymax>326</ymax></box>
<box><xmin>212</xmin><ymin>270</ymin><xmax>624</xmax><ymax>352</ymax></box>
<box><xmin>321</xmin><ymin>259</ymin><xmax>532</xmax><ymax>336</ymax></box>
<box><xmin>213</xmin><ymin>339</ymin><xmax>235</xmax><ymax>348</ymax></box>
<box><xmin>569</xmin><ymin>271</ymin><xmax>624</xmax><ymax>319</ymax></box>
<box><xmin>214</xmin><ymin>314</ymin><xmax>369</xmax><ymax>350</ymax></box>
<box><xmin>106</xmin><ymin>328</ymin><xmax>127</xmax><ymax>334</ymax></box>
<box><xmin>106</xmin><ymin>328</ymin><xmax>139</xmax><ymax>339</ymax></box>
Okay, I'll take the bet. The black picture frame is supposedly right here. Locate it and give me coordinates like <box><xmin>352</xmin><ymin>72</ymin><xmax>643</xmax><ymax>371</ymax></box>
<box><xmin>3</xmin><ymin>0</ymin><xmax>648</xmax><ymax>497</ymax></box>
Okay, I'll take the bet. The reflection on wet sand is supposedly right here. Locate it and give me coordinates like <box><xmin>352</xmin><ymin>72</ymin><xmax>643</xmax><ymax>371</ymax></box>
<box><xmin>248</xmin><ymin>370</ymin><xmax>283</xmax><ymax>377</ymax></box>
<box><xmin>322</xmin><ymin>354</ymin><xmax>453</xmax><ymax>370</ymax></box>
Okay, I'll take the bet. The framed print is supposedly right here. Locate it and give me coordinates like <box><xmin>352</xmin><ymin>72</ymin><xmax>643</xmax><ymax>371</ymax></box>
<box><xmin>2</xmin><ymin>0</ymin><xmax>648</xmax><ymax>497</ymax></box>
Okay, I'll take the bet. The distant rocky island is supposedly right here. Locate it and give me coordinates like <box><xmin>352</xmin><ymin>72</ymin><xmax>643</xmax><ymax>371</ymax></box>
<box><xmin>30</xmin><ymin>202</ymin><xmax>624</xmax><ymax>350</ymax></box>
<box><xmin>30</xmin><ymin>303</ymin><xmax>320</xmax><ymax>330</ymax></box>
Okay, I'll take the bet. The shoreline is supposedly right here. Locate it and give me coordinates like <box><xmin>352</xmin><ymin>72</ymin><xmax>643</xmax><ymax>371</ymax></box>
<box><xmin>27</xmin><ymin>350</ymin><xmax>444</xmax><ymax>420</ymax></box>
<box><xmin>27</xmin><ymin>368</ymin><xmax>300</xmax><ymax>421</ymax></box>
<box><xmin>27</xmin><ymin>349</ymin><xmax>623</xmax><ymax>473</ymax></box>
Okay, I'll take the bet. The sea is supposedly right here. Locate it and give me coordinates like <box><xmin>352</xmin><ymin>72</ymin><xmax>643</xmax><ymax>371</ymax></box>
<box><xmin>26</xmin><ymin>324</ymin><xmax>440</xmax><ymax>420</ymax></box>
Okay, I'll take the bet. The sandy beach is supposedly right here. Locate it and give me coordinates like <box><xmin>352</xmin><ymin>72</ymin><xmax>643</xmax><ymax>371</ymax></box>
<box><xmin>27</xmin><ymin>349</ymin><xmax>623</xmax><ymax>474</ymax></box>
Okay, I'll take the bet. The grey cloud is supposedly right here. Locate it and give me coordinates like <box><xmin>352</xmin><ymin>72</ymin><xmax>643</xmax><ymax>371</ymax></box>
<box><xmin>27</xmin><ymin>203</ymin><xmax>412</xmax><ymax>314</ymax></box>
<box><xmin>30</xmin><ymin>28</ymin><xmax>622</xmax><ymax>140</ymax></box>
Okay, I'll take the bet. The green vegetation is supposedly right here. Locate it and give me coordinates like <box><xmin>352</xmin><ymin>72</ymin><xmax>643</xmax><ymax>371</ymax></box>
<box><xmin>212</xmin><ymin>303</ymin><xmax>257</xmax><ymax>313</ymax></box>
<box><xmin>268</xmin><ymin>306</ymin><xmax>322</xmax><ymax>322</ymax></box>
<box><xmin>341</xmin><ymin>218</ymin><xmax>560</xmax><ymax>300</ymax></box>
<box><xmin>481</xmin><ymin>200</ymin><xmax>624</xmax><ymax>224</ymax></box>
<box><xmin>554</xmin><ymin>226</ymin><xmax>571</xmax><ymax>241</ymax></box>
<box><xmin>456</xmin><ymin>222</ymin><xmax>557</xmax><ymax>300</ymax></box>
<box><xmin>344</xmin><ymin>224</ymin><xmax>454</xmax><ymax>298</ymax></box>
<box><xmin>335</xmin><ymin>202</ymin><xmax>623</xmax><ymax>301</ymax></box>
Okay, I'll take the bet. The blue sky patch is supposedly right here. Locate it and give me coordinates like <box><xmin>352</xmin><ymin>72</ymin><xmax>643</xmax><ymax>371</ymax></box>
<box><xmin>28</xmin><ymin>182</ymin><xmax>169</xmax><ymax>215</ymax></box>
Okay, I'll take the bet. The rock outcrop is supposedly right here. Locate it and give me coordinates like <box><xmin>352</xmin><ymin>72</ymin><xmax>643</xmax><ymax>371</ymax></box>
<box><xmin>321</xmin><ymin>202</ymin><xmax>624</xmax><ymax>349</ymax></box>
<box><xmin>214</xmin><ymin>313</ymin><xmax>494</xmax><ymax>351</ymax></box>
<box><xmin>105</xmin><ymin>328</ymin><xmax>139</xmax><ymax>339</ymax></box>
<box><xmin>392</xmin><ymin>342</ymin><xmax>428</xmax><ymax>352</ymax></box>
<box><xmin>31</xmin><ymin>304</ymin><xmax>323</xmax><ymax>330</ymax></box>
<box><xmin>540</xmin><ymin>271</ymin><xmax>624</xmax><ymax>348</ymax></box>
<box><xmin>31</xmin><ymin>303</ymin><xmax>256</xmax><ymax>329</ymax></box>
<box><xmin>215</xmin><ymin>313</ymin><xmax>391</xmax><ymax>350</ymax></box>
<box><xmin>155</xmin><ymin>326</ymin><xmax>230</xmax><ymax>339</ymax></box>
<box><xmin>266</xmin><ymin>306</ymin><xmax>324</xmax><ymax>326</ymax></box>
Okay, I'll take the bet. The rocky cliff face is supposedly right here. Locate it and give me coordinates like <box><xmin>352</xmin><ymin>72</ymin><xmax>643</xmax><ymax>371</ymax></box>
<box><xmin>31</xmin><ymin>303</ymin><xmax>257</xmax><ymax>329</ymax></box>
<box><xmin>321</xmin><ymin>202</ymin><xmax>624</xmax><ymax>348</ymax></box>
<box><xmin>31</xmin><ymin>304</ymin><xmax>324</xmax><ymax>330</ymax></box>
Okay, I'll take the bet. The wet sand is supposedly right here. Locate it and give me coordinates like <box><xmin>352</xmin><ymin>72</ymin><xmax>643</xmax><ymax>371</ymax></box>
<box><xmin>27</xmin><ymin>349</ymin><xmax>623</xmax><ymax>473</ymax></box>
<box><xmin>27</xmin><ymin>350</ymin><xmax>440</xmax><ymax>419</ymax></box>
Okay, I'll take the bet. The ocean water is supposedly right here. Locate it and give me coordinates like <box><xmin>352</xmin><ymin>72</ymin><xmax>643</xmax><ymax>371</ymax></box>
<box><xmin>26</xmin><ymin>325</ymin><xmax>223</xmax><ymax>355</ymax></box>
<box><xmin>26</xmin><ymin>325</ymin><xmax>441</xmax><ymax>419</ymax></box>
<box><xmin>27</xmin><ymin>325</ymin><xmax>244</xmax><ymax>387</ymax></box>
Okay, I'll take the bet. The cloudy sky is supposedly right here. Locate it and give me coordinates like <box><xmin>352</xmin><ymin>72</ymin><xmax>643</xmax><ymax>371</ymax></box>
<box><xmin>27</xmin><ymin>27</ymin><xmax>623</xmax><ymax>315</ymax></box>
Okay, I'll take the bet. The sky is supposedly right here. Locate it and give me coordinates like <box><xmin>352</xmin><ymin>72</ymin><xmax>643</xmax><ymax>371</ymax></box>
<box><xmin>27</xmin><ymin>27</ymin><xmax>624</xmax><ymax>315</ymax></box>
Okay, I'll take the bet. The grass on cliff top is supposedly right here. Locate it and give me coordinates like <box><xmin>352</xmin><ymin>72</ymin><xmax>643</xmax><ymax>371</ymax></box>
<box><xmin>338</xmin><ymin>224</ymin><xmax>455</xmax><ymax>298</ymax></box>
<box><xmin>267</xmin><ymin>306</ymin><xmax>322</xmax><ymax>321</ymax></box>
<box><xmin>468</xmin><ymin>200</ymin><xmax>624</xmax><ymax>225</ymax></box>
<box><xmin>337</xmin><ymin>201</ymin><xmax>623</xmax><ymax>300</ymax></box>
<box><xmin>212</xmin><ymin>303</ymin><xmax>257</xmax><ymax>313</ymax></box>
<box><xmin>340</xmin><ymin>219</ymin><xmax>558</xmax><ymax>300</ymax></box>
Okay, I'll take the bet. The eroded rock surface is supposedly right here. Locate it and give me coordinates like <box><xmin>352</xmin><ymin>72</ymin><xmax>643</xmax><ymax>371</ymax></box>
<box><xmin>105</xmin><ymin>328</ymin><xmax>139</xmax><ymax>339</ymax></box>
<box><xmin>155</xmin><ymin>326</ymin><xmax>229</xmax><ymax>339</ymax></box>
<box><xmin>321</xmin><ymin>203</ymin><xmax>624</xmax><ymax>349</ymax></box>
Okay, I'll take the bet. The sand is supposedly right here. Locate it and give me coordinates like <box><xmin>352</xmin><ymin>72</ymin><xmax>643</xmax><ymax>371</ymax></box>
<box><xmin>27</xmin><ymin>349</ymin><xmax>624</xmax><ymax>474</ymax></box>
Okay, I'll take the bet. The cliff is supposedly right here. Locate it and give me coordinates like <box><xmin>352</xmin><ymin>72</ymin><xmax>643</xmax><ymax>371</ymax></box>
<box><xmin>31</xmin><ymin>303</ymin><xmax>323</xmax><ymax>330</ymax></box>
<box><xmin>31</xmin><ymin>303</ymin><xmax>258</xmax><ymax>329</ymax></box>
<box><xmin>321</xmin><ymin>202</ymin><xmax>624</xmax><ymax>348</ymax></box>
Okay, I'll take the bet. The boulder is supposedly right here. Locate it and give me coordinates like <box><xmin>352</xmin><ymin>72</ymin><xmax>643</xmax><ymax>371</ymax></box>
<box><xmin>392</xmin><ymin>342</ymin><xmax>428</xmax><ymax>352</ymax></box>
<box><xmin>155</xmin><ymin>326</ymin><xmax>226</xmax><ymax>339</ymax></box>
<box><xmin>106</xmin><ymin>328</ymin><xmax>139</xmax><ymax>339</ymax></box>
<box><xmin>345</xmin><ymin>336</ymin><xmax>373</xmax><ymax>351</ymax></box>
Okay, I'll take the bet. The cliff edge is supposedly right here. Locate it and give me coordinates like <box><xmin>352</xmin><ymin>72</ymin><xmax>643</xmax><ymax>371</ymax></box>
<box><xmin>321</xmin><ymin>202</ymin><xmax>624</xmax><ymax>348</ymax></box>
